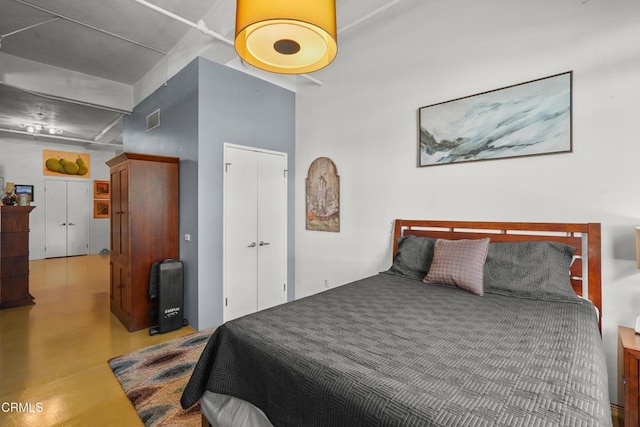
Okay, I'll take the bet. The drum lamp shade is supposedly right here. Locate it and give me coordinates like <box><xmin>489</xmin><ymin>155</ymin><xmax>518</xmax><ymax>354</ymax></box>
<box><xmin>235</xmin><ymin>0</ymin><xmax>337</xmax><ymax>74</ymax></box>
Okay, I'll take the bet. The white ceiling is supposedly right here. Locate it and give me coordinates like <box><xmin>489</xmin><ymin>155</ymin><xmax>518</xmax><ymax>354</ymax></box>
<box><xmin>0</xmin><ymin>0</ymin><xmax>402</xmax><ymax>149</ymax></box>
<box><xmin>0</xmin><ymin>0</ymin><xmax>216</xmax><ymax>84</ymax></box>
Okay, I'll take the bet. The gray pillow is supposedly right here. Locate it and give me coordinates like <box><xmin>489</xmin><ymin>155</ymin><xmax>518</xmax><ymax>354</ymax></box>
<box><xmin>483</xmin><ymin>240</ymin><xmax>577</xmax><ymax>300</ymax></box>
<box><xmin>388</xmin><ymin>235</ymin><xmax>436</xmax><ymax>280</ymax></box>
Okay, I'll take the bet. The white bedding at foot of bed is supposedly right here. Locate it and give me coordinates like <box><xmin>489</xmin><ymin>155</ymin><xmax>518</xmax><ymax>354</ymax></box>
<box><xmin>200</xmin><ymin>391</ymin><xmax>273</xmax><ymax>427</ymax></box>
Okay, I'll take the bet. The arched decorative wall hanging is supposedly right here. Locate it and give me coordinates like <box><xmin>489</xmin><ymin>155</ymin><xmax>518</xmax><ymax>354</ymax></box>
<box><xmin>305</xmin><ymin>157</ymin><xmax>339</xmax><ymax>232</ymax></box>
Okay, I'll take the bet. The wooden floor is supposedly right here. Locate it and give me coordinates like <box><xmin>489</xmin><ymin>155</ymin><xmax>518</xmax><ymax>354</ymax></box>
<box><xmin>0</xmin><ymin>255</ymin><xmax>195</xmax><ymax>426</ymax></box>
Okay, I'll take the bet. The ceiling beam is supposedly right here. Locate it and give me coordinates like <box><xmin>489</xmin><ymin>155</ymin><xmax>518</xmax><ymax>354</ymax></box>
<box><xmin>12</xmin><ymin>0</ymin><xmax>167</xmax><ymax>56</ymax></box>
<box><xmin>131</xmin><ymin>0</ymin><xmax>323</xmax><ymax>86</ymax></box>
<box><xmin>93</xmin><ymin>114</ymin><xmax>124</xmax><ymax>141</ymax></box>
<box><xmin>1</xmin><ymin>17</ymin><xmax>60</xmax><ymax>40</ymax></box>
<box><xmin>0</xmin><ymin>127</ymin><xmax>123</xmax><ymax>148</ymax></box>
<box><xmin>0</xmin><ymin>81</ymin><xmax>132</xmax><ymax>115</ymax></box>
<box><xmin>132</xmin><ymin>0</ymin><xmax>233</xmax><ymax>47</ymax></box>
<box><xmin>339</xmin><ymin>0</ymin><xmax>407</xmax><ymax>34</ymax></box>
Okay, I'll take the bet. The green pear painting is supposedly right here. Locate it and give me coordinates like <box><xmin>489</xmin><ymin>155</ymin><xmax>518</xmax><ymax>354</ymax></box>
<box><xmin>43</xmin><ymin>149</ymin><xmax>90</xmax><ymax>178</ymax></box>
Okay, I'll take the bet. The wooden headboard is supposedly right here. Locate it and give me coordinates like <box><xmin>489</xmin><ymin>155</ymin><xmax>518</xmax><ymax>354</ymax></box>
<box><xmin>393</xmin><ymin>219</ymin><xmax>602</xmax><ymax>330</ymax></box>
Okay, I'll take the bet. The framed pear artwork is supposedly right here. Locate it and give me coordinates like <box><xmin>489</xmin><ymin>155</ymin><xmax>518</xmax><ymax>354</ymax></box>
<box><xmin>43</xmin><ymin>149</ymin><xmax>90</xmax><ymax>178</ymax></box>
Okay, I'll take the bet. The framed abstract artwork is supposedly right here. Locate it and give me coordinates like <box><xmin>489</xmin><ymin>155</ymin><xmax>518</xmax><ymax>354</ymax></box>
<box><xmin>418</xmin><ymin>71</ymin><xmax>572</xmax><ymax>167</ymax></box>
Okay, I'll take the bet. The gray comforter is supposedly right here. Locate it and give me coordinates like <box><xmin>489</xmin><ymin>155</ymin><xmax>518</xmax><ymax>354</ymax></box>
<box><xmin>181</xmin><ymin>273</ymin><xmax>611</xmax><ymax>427</ymax></box>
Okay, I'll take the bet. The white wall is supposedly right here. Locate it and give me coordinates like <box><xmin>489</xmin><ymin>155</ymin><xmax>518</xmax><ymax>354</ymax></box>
<box><xmin>0</xmin><ymin>137</ymin><xmax>116</xmax><ymax>258</ymax></box>
<box><xmin>295</xmin><ymin>0</ymin><xmax>640</xmax><ymax>404</ymax></box>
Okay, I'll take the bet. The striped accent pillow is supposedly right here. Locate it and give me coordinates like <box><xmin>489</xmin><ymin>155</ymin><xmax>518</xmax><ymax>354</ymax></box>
<box><xmin>423</xmin><ymin>238</ymin><xmax>491</xmax><ymax>296</ymax></box>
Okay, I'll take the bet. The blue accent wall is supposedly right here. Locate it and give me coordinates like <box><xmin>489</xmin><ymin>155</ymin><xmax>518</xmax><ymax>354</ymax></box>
<box><xmin>123</xmin><ymin>57</ymin><xmax>295</xmax><ymax>330</ymax></box>
<box><xmin>197</xmin><ymin>58</ymin><xmax>295</xmax><ymax>329</ymax></box>
<box><xmin>124</xmin><ymin>59</ymin><xmax>199</xmax><ymax>329</ymax></box>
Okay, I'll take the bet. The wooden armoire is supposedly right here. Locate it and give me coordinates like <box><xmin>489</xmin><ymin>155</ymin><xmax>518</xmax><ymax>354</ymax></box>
<box><xmin>0</xmin><ymin>206</ymin><xmax>36</xmax><ymax>309</ymax></box>
<box><xmin>106</xmin><ymin>152</ymin><xmax>179</xmax><ymax>332</ymax></box>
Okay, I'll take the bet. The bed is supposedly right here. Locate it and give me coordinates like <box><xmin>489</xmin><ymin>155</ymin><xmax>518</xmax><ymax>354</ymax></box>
<box><xmin>181</xmin><ymin>219</ymin><xmax>611</xmax><ymax>427</ymax></box>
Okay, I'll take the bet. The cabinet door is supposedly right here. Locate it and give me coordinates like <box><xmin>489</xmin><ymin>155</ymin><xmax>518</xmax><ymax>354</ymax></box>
<box><xmin>257</xmin><ymin>151</ymin><xmax>287</xmax><ymax>311</ymax></box>
<box><xmin>110</xmin><ymin>169</ymin><xmax>121</xmax><ymax>256</ymax></box>
<box><xmin>110</xmin><ymin>260</ymin><xmax>130</xmax><ymax>314</ymax></box>
<box><xmin>624</xmin><ymin>348</ymin><xmax>640</xmax><ymax>427</ymax></box>
<box><xmin>111</xmin><ymin>167</ymin><xmax>129</xmax><ymax>257</ymax></box>
<box><xmin>119</xmin><ymin>168</ymin><xmax>129</xmax><ymax>258</ymax></box>
<box><xmin>110</xmin><ymin>260</ymin><xmax>120</xmax><ymax>308</ymax></box>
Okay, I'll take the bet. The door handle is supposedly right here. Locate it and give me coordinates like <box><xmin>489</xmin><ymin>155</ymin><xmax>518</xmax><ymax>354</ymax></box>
<box><xmin>259</xmin><ymin>241</ymin><xmax>270</xmax><ymax>246</ymax></box>
<box><xmin>60</xmin><ymin>223</ymin><xmax>66</xmax><ymax>226</ymax></box>
<box><xmin>69</xmin><ymin>223</ymin><xmax>76</xmax><ymax>226</ymax></box>
<box><xmin>247</xmin><ymin>242</ymin><xmax>257</xmax><ymax>248</ymax></box>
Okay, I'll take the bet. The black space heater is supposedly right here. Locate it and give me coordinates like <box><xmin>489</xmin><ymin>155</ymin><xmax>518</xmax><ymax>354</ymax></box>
<box><xmin>148</xmin><ymin>259</ymin><xmax>188</xmax><ymax>335</ymax></box>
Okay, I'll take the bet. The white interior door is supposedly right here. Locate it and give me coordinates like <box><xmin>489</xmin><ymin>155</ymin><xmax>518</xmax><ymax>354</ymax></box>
<box><xmin>257</xmin><ymin>152</ymin><xmax>287</xmax><ymax>311</ymax></box>
<box><xmin>45</xmin><ymin>180</ymin><xmax>90</xmax><ymax>258</ymax></box>
<box><xmin>224</xmin><ymin>146</ymin><xmax>259</xmax><ymax>321</ymax></box>
<box><xmin>45</xmin><ymin>180</ymin><xmax>68</xmax><ymax>258</ymax></box>
<box><xmin>224</xmin><ymin>145</ymin><xmax>288</xmax><ymax>321</ymax></box>
<box><xmin>66</xmin><ymin>181</ymin><xmax>89</xmax><ymax>256</ymax></box>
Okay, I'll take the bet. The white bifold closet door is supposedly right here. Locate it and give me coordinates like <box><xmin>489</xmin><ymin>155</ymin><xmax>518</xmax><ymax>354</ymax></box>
<box><xmin>224</xmin><ymin>144</ymin><xmax>287</xmax><ymax>322</ymax></box>
<box><xmin>45</xmin><ymin>180</ymin><xmax>90</xmax><ymax>258</ymax></box>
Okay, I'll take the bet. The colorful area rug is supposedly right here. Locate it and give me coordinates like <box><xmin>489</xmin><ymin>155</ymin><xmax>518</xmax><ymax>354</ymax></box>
<box><xmin>108</xmin><ymin>328</ymin><xmax>214</xmax><ymax>426</ymax></box>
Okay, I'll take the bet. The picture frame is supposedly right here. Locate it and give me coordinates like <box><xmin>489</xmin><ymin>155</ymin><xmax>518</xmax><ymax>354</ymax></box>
<box><xmin>15</xmin><ymin>184</ymin><xmax>34</xmax><ymax>202</ymax></box>
<box><xmin>418</xmin><ymin>71</ymin><xmax>572</xmax><ymax>167</ymax></box>
<box><xmin>43</xmin><ymin>149</ymin><xmax>91</xmax><ymax>177</ymax></box>
<box><xmin>94</xmin><ymin>180</ymin><xmax>110</xmax><ymax>199</ymax></box>
<box><xmin>305</xmin><ymin>157</ymin><xmax>340</xmax><ymax>232</ymax></box>
<box><xmin>94</xmin><ymin>200</ymin><xmax>110</xmax><ymax>218</ymax></box>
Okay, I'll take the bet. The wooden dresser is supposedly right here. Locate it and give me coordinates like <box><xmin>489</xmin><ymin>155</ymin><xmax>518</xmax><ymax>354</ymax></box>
<box><xmin>106</xmin><ymin>152</ymin><xmax>179</xmax><ymax>332</ymax></box>
<box><xmin>0</xmin><ymin>205</ymin><xmax>36</xmax><ymax>309</ymax></box>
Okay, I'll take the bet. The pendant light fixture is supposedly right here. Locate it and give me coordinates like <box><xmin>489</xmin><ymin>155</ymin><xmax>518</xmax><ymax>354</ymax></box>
<box><xmin>234</xmin><ymin>0</ymin><xmax>337</xmax><ymax>74</ymax></box>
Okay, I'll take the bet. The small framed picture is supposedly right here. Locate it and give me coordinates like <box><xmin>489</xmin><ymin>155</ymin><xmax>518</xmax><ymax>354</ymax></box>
<box><xmin>94</xmin><ymin>200</ymin><xmax>110</xmax><ymax>218</ymax></box>
<box><xmin>15</xmin><ymin>184</ymin><xmax>34</xmax><ymax>202</ymax></box>
<box><xmin>94</xmin><ymin>180</ymin><xmax>110</xmax><ymax>199</ymax></box>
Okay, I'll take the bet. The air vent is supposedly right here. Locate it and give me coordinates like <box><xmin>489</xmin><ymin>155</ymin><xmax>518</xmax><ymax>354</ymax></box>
<box><xmin>146</xmin><ymin>109</ymin><xmax>160</xmax><ymax>132</ymax></box>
